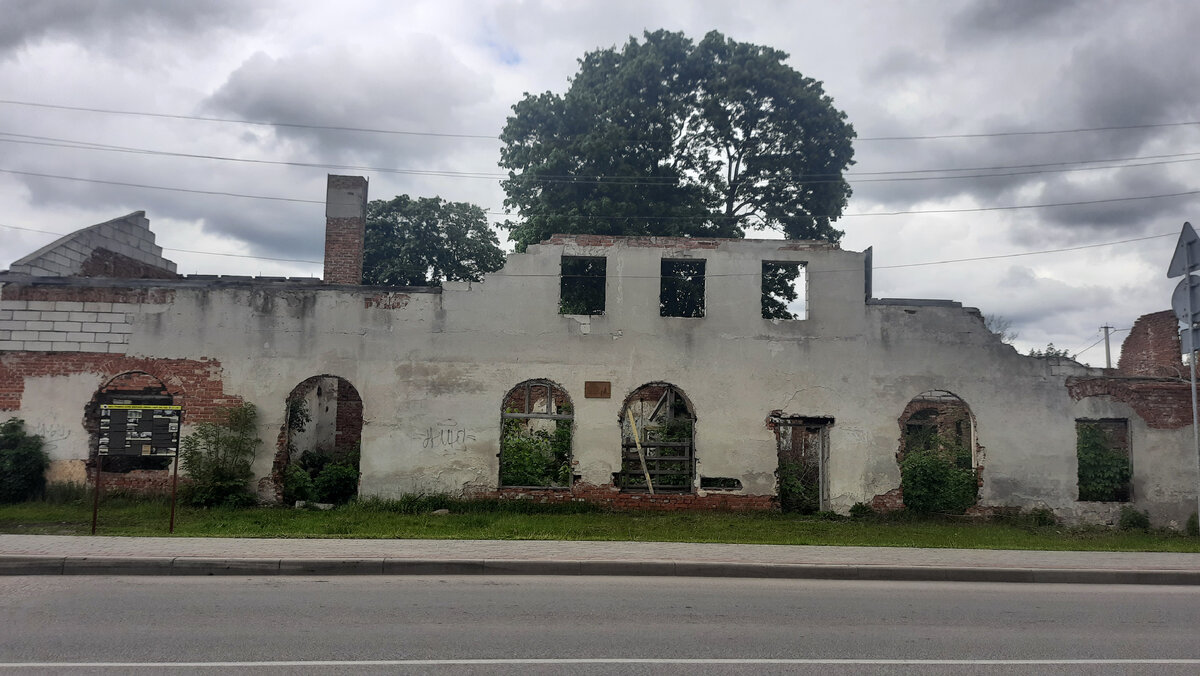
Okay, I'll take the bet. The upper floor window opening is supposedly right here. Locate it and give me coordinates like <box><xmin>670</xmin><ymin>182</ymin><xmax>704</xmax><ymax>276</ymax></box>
<box><xmin>762</xmin><ymin>261</ymin><xmax>808</xmax><ymax>320</ymax></box>
<box><xmin>559</xmin><ymin>256</ymin><xmax>606</xmax><ymax>315</ymax></box>
<box><xmin>660</xmin><ymin>259</ymin><xmax>705</xmax><ymax>318</ymax></box>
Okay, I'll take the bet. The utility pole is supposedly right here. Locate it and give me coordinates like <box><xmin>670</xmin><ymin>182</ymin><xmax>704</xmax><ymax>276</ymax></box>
<box><xmin>1101</xmin><ymin>325</ymin><xmax>1114</xmax><ymax>369</ymax></box>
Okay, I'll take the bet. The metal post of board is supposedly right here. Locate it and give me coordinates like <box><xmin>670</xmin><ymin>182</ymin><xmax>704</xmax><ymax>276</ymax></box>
<box><xmin>1188</xmin><ymin>242</ymin><xmax>1200</xmax><ymax>531</ymax></box>
<box><xmin>90</xmin><ymin>454</ymin><xmax>103</xmax><ymax>536</ymax></box>
<box><xmin>169</xmin><ymin>453</ymin><xmax>180</xmax><ymax>533</ymax></box>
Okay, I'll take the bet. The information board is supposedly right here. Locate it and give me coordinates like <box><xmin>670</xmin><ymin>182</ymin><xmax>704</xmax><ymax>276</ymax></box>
<box><xmin>98</xmin><ymin>403</ymin><xmax>182</xmax><ymax>457</ymax></box>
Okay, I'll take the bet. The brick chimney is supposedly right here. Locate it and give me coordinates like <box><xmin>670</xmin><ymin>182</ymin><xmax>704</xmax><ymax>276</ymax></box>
<box><xmin>323</xmin><ymin>175</ymin><xmax>368</xmax><ymax>284</ymax></box>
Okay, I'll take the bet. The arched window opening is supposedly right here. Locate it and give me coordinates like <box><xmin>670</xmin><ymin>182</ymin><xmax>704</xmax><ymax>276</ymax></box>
<box><xmin>87</xmin><ymin>371</ymin><xmax>177</xmax><ymax>474</ymax></box>
<box><xmin>896</xmin><ymin>390</ymin><xmax>980</xmax><ymax>513</ymax></box>
<box><xmin>499</xmin><ymin>380</ymin><xmax>573</xmax><ymax>488</ymax></box>
<box><xmin>275</xmin><ymin>375</ymin><xmax>363</xmax><ymax>505</ymax></box>
<box><xmin>618</xmin><ymin>383</ymin><xmax>695</xmax><ymax>493</ymax></box>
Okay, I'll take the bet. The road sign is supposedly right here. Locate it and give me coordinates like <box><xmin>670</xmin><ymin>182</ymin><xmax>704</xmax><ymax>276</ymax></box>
<box><xmin>1168</xmin><ymin>222</ymin><xmax>1200</xmax><ymax>278</ymax></box>
<box><xmin>1172</xmin><ymin>275</ymin><xmax>1200</xmax><ymax>324</ymax></box>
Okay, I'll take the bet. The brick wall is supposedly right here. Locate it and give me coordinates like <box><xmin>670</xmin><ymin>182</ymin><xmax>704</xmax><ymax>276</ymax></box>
<box><xmin>79</xmin><ymin>248</ymin><xmax>179</xmax><ymax>280</ymax></box>
<box><xmin>1066</xmin><ymin>376</ymin><xmax>1192</xmax><ymax>429</ymax></box>
<box><xmin>1117</xmin><ymin>310</ymin><xmax>1184</xmax><ymax>378</ymax></box>
<box><xmin>543</xmin><ymin>234</ymin><xmax>722</xmax><ymax>249</ymax></box>
<box><xmin>91</xmin><ymin>468</ymin><xmax>187</xmax><ymax>495</ymax></box>
<box><xmin>335</xmin><ymin>378</ymin><xmax>363</xmax><ymax>458</ymax></box>
<box><xmin>0</xmin><ymin>352</ymin><xmax>239</xmax><ymax>422</ymax></box>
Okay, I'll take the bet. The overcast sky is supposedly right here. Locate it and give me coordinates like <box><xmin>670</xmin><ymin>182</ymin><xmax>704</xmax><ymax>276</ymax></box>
<box><xmin>2</xmin><ymin>0</ymin><xmax>1198</xmax><ymax>366</ymax></box>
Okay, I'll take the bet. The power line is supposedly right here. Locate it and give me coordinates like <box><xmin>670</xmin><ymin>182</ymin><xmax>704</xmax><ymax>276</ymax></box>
<box><xmin>0</xmin><ymin>99</ymin><xmax>499</xmax><ymax>140</ymax></box>
<box><xmin>872</xmin><ymin>233</ymin><xmax>1173</xmax><ymax>270</ymax></box>
<box><xmin>0</xmin><ymin>222</ymin><xmax>322</xmax><ymax>264</ymax></box>
<box><xmin>0</xmin><ymin>221</ymin><xmax>1174</xmax><ymax>273</ymax></box>
<box><xmin>4</xmin><ymin>97</ymin><xmax>1200</xmax><ymax>143</ymax></box>
<box><xmin>857</xmin><ymin>120</ymin><xmax>1200</xmax><ymax>141</ymax></box>
<box><xmin>3</xmin><ymin>165</ymin><xmax>1198</xmax><ymax>219</ymax></box>
<box><xmin>7</xmin><ymin>131</ymin><xmax>1200</xmax><ymax>187</ymax></box>
<box><xmin>0</xmin><ymin>168</ymin><xmax>324</xmax><ymax>205</ymax></box>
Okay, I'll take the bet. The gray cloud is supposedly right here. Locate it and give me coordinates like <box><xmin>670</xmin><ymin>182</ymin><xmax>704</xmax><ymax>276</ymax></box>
<box><xmin>0</xmin><ymin>0</ymin><xmax>266</xmax><ymax>55</ymax></box>
<box><xmin>952</xmin><ymin>0</ymin><xmax>1086</xmax><ymax>40</ymax></box>
<box><xmin>203</xmin><ymin>41</ymin><xmax>498</xmax><ymax>166</ymax></box>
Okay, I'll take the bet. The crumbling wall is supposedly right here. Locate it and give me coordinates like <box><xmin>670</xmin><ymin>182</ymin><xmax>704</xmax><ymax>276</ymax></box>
<box><xmin>9</xmin><ymin>211</ymin><xmax>176</xmax><ymax>278</ymax></box>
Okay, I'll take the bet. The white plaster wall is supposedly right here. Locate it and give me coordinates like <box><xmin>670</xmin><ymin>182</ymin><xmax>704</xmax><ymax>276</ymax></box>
<box><xmin>4</xmin><ymin>237</ymin><xmax>1193</xmax><ymax>524</ymax></box>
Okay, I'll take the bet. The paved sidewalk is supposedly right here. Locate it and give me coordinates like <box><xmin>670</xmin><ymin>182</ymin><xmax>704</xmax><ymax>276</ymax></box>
<box><xmin>2</xmin><ymin>534</ymin><xmax>1199</xmax><ymax>584</ymax></box>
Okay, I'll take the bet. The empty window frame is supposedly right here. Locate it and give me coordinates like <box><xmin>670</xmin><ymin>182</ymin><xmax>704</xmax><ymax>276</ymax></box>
<box><xmin>559</xmin><ymin>256</ymin><xmax>606</xmax><ymax>315</ymax></box>
<box><xmin>1076</xmin><ymin>419</ymin><xmax>1131</xmax><ymax>502</ymax></box>
<box><xmin>660</xmin><ymin>259</ymin><xmax>705</xmax><ymax>318</ymax></box>
<box><xmin>762</xmin><ymin>261</ymin><xmax>807</xmax><ymax>320</ymax></box>
<box><xmin>499</xmin><ymin>380</ymin><xmax>574</xmax><ymax>488</ymax></box>
<box><xmin>618</xmin><ymin>384</ymin><xmax>696</xmax><ymax>492</ymax></box>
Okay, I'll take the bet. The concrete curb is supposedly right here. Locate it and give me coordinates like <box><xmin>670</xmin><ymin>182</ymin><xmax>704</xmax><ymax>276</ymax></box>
<box><xmin>2</xmin><ymin>555</ymin><xmax>1199</xmax><ymax>585</ymax></box>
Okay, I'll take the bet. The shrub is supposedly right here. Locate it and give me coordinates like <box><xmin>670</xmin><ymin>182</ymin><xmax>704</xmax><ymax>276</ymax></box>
<box><xmin>313</xmin><ymin>463</ymin><xmax>359</xmax><ymax>505</ymax></box>
<box><xmin>1117</xmin><ymin>506</ymin><xmax>1150</xmax><ymax>531</ymax></box>
<box><xmin>899</xmin><ymin>435</ymin><xmax>977</xmax><ymax>515</ymax></box>
<box><xmin>1187</xmin><ymin>511</ymin><xmax>1199</xmax><ymax>537</ymax></box>
<box><xmin>849</xmin><ymin>502</ymin><xmax>874</xmax><ymax>519</ymax></box>
<box><xmin>42</xmin><ymin>481</ymin><xmax>89</xmax><ymax>505</ymax></box>
<box><xmin>776</xmin><ymin>460</ymin><xmax>819</xmax><ymax>514</ymax></box>
<box><xmin>499</xmin><ymin>418</ymin><xmax>571</xmax><ymax>487</ymax></box>
<box><xmin>281</xmin><ymin>463</ymin><xmax>315</xmax><ymax>504</ymax></box>
<box><xmin>178</xmin><ymin>403</ymin><xmax>260</xmax><ymax>507</ymax></box>
<box><xmin>1028</xmin><ymin>507</ymin><xmax>1057</xmax><ymax>527</ymax></box>
<box><xmin>0</xmin><ymin>418</ymin><xmax>50</xmax><ymax>503</ymax></box>
<box><xmin>1076</xmin><ymin>424</ymin><xmax>1131</xmax><ymax>502</ymax></box>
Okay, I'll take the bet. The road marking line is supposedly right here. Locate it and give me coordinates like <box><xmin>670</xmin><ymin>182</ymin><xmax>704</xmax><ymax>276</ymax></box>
<box><xmin>1</xmin><ymin>659</ymin><xmax>1200</xmax><ymax>667</ymax></box>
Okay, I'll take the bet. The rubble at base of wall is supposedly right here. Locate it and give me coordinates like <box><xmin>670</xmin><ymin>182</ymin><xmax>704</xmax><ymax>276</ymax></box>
<box><xmin>468</xmin><ymin>483</ymin><xmax>777</xmax><ymax>511</ymax></box>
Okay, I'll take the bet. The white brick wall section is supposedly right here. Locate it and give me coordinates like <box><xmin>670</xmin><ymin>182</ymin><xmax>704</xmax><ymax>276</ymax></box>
<box><xmin>82</xmin><ymin>302</ymin><xmax>113</xmax><ymax>312</ymax></box>
<box><xmin>69</xmin><ymin>312</ymin><xmax>98</xmax><ymax>322</ymax></box>
<box><xmin>95</xmin><ymin>312</ymin><xmax>126</xmax><ymax>323</ymax></box>
<box><xmin>50</xmin><ymin>342</ymin><xmax>80</xmax><ymax>351</ymax></box>
<box><xmin>54</xmin><ymin>301</ymin><xmax>84</xmax><ymax>311</ymax></box>
<box><xmin>81</xmin><ymin>322</ymin><xmax>111</xmax><ymax>332</ymax></box>
<box><xmin>0</xmin><ymin>320</ymin><xmax>23</xmax><ymax>330</ymax></box>
<box><xmin>26</xmin><ymin>301</ymin><xmax>55</xmax><ymax>311</ymax></box>
<box><xmin>0</xmin><ymin>330</ymin><xmax>8</xmax><ymax>340</ymax></box>
<box><xmin>0</xmin><ymin>300</ymin><xmax>28</xmax><ymax>311</ymax></box>
<box><xmin>0</xmin><ymin>310</ymin><xmax>10</xmax><ymax>321</ymax></box>
<box><xmin>39</xmin><ymin>311</ymin><xmax>69</xmax><ymax>321</ymax></box>
<box><xmin>24</xmin><ymin>321</ymin><xmax>53</xmax><ymax>331</ymax></box>
<box><xmin>11</xmin><ymin>311</ymin><xmax>39</xmax><ymax>320</ymax></box>
<box><xmin>0</xmin><ymin>340</ymin><xmax>23</xmax><ymax>351</ymax></box>
<box><xmin>52</xmin><ymin>321</ymin><xmax>82</xmax><ymax>332</ymax></box>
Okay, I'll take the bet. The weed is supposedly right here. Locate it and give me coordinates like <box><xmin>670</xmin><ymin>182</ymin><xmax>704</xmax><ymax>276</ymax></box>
<box><xmin>1118</xmin><ymin>506</ymin><xmax>1150</xmax><ymax>531</ymax></box>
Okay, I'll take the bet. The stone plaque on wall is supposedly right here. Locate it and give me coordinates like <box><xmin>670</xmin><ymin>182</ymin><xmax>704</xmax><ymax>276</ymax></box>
<box><xmin>584</xmin><ymin>381</ymin><xmax>611</xmax><ymax>399</ymax></box>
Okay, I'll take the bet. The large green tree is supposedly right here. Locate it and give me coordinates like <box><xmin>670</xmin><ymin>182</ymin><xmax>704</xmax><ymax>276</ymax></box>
<box><xmin>363</xmin><ymin>195</ymin><xmax>505</xmax><ymax>286</ymax></box>
<box><xmin>500</xmin><ymin>30</ymin><xmax>856</xmax><ymax>251</ymax></box>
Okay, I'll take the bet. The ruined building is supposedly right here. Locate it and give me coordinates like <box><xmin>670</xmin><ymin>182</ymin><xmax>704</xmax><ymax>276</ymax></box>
<box><xmin>1</xmin><ymin>176</ymin><xmax>1196</xmax><ymax>525</ymax></box>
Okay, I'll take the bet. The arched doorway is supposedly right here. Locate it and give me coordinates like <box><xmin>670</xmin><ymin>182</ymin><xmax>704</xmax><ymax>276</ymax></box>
<box><xmin>499</xmin><ymin>379</ymin><xmax>573</xmax><ymax>488</ymax></box>
<box><xmin>617</xmin><ymin>383</ymin><xmax>696</xmax><ymax>492</ymax></box>
<box><xmin>274</xmin><ymin>375</ymin><xmax>363</xmax><ymax>504</ymax></box>
<box><xmin>896</xmin><ymin>389</ymin><xmax>980</xmax><ymax>512</ymax></box>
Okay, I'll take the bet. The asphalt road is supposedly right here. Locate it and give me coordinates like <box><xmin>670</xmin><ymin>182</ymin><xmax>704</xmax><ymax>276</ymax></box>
<box><xmin>0</xmin><ymin>576</ymin><xmax>1197</xmax><ymax>674</ymax></box>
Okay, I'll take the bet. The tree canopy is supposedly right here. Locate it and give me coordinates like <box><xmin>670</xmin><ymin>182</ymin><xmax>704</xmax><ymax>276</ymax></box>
<box><xmin>362</xmin><ymin>195</ymin><xmax>505</xmax><ymax>286</ymax></box>
<box><xmin>500</xmin><ymin>29</ymin><xmax>856</xmax><ymax>251</ymax></box>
